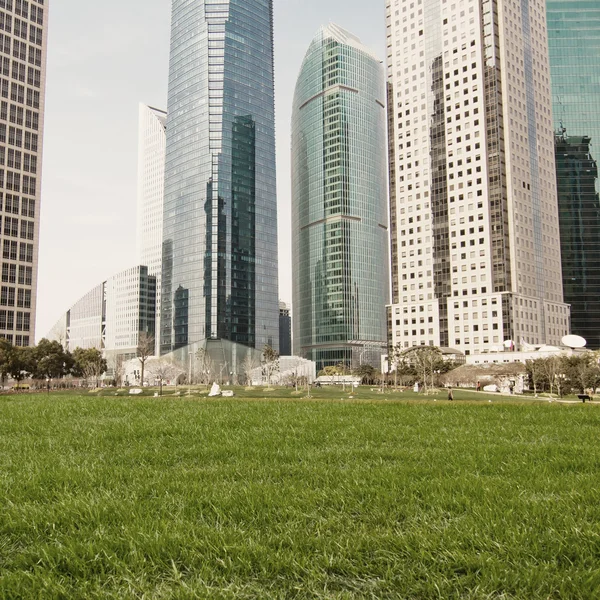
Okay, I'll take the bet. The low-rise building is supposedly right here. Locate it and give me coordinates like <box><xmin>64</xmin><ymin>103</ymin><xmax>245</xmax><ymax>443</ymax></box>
<box><xmin>47</xmin><ymin>265</ymin><xmax>156</xmax><ymax>375</ymax></box>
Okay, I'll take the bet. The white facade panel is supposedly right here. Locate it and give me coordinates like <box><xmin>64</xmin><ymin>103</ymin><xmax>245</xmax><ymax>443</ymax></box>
<box><xmin>386</xmin><ymin>0</ymin><xmax>569</xmax><ymax>355</ymax></box>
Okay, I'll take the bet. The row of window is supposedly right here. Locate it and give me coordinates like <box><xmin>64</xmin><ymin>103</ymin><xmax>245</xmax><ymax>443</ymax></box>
<box><xmin>0</xmin><ymin>1</ymin><xmax>44</xmax><ymax>20</ymax></box>
<box><xmin>0</xmin><ymin>169</ymin><xmax>35</xmax><ymax>193</ymax></box>
<box><xmin>1</xmin><ymin>261</ymin><xmax>32</xmax><ymax>283</ymax></box>
<box><xmin>0</xmin><ymin>284</ymin><xmax>29</xmax><ymax>306</ymax></box>
<box><xmin>0</xmin><ymin>56</ymin><xmax>41</xmax><ymax>88</ymax></box>
<box><xmin>0</xmin><ymin>32</ymin><xmax>42</xmax><ymax>65</ymax></box>
<box><xmin>0</xmin><ymin>308</ymin><xmax>29</xmax><ymax>330</ymax></box>
<box><xmin>0</xmin><ymin>123</ymin><xmax>37</xmax><ymax>149</ymax></box>
<box><xmin>2</xmin><ymin>239</ymin><xmax>33</xmax><ymax>261</ymax></box>
<box><xmin>0</xmin><ymin>192</ymin><xmax>33</xmax><ymax>215</ymax></box>
<box><xmin>0</xmin><ymin>332</ymin><xmax>29</xmax><ymax>346</ymax></box>
<box><xmin>0</xmin><ymin>146</ymin><xmax>36</xmax><ymax>171</ymax></box>
<box><xmin>0</xmin><ymin>13</ymin><xmax>43</xmax><ymax>44</ymax></box>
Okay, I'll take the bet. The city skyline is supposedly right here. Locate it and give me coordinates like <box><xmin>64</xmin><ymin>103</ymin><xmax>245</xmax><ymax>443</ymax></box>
<box><xmin>35</xmin><ymin>0</ymin><xmax>386</xmax><ymax>341</ymax></box>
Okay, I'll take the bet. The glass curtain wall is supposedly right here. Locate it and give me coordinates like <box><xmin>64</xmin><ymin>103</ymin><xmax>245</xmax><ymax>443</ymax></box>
<box><xmin>161</xmin><ymin>0</ymin><xmax>279</xmax><ymax>355</ymax></box>
<box><xmin>548</xmin><ymin>1</ymin><xmax>600</xmax><ymax>347</ymax></box>
<box><xmin>291</xmin><ymin>25</ymin><xmax>389</xmax><ymax>370</ymax></box>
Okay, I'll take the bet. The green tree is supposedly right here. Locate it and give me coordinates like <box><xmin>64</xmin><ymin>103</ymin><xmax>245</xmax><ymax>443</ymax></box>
<box><xmin>6</xmin><ymin>346</ymin><xmax>34</xmax><ymax>388</ymax></box>
<box><xmin>0</xmin><ymin>338</ymin><xmax>13</xmax><ymax>387</ymax></box>
<box><xmin>561</xmin><ymin>354</ymin><xmax>600</xmax><ymax>395</ymax></box>
<box><xmin>72</xmin><ymin>347</ymin><xmax>107</xmax><ymax>387</ymax></box>
<box><xmin>30</xmin><ymin>338</ymin><xmax>73</xmax><ymax>380</ymax></box>
<box><xmin>353</xmin><ymin>364</ymin><xmax>378</xmax><ymax>385</ymax></box>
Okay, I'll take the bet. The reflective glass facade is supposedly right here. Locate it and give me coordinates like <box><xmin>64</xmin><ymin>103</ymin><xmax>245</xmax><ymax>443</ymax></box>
<box><xmin>161</xmin><ymin>0</ymin><xmax>279</xmax><ymax>355</ymax></box>
<box><xmin>291</xmin><ymin>25</ymin><xmax>389</xmax><ymax>369</ymax></box>
<box><xmin>548</xmin><ymin>1</ymin><xmax>600</xmax><ymax>347</ymax></box>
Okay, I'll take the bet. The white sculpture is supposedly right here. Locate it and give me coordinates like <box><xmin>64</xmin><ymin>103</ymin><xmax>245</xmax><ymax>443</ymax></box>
<box><xmin>208</xmin><ymin>383</ymin><xmax>221</xmax><ymax>397</ymax></box>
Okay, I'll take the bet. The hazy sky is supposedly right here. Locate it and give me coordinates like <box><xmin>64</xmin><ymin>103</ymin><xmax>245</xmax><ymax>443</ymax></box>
<box><xmin>36</xmin><ymin>0</ymin><xmax>386</xmax><ymax>339</ymax></box>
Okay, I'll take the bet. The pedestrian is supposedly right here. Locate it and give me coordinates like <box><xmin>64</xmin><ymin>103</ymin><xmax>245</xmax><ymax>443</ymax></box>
<box><xmin>447</xmin><ymin>387</ymin><xmax>454</xmax><ymax>401</ymax></box>
<box><xmin>476</xmin><ymin>380</ymin><xmax>481</xmax><ymax>392</ymax></box>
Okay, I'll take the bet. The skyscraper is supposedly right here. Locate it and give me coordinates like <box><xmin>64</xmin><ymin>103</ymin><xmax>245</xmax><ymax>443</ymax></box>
<box><xmin>160</xmin><ymin>0</ymin><xmax>279</xmax><ymax>357</ymax></box>
<box><xmin>137</xmin><ymin>104</ymin><xmax>166</xmax><ymax>278</ymax></box>
<box><xmin>548</xmin><ymin>1</ymin><xmax>600</xmax><ymax>162</ymax></box>
<box><xmin>385</xmin><ymin>0</ymin><xmax>569</xmax><ymax>356</ymax></box>
<box><xmin>137</xmin><ymin>103</ymin><xmax>166</xmax><ymax>354</ymax></box>
<box><xmin>0</xmin><ymin>0</ymin><xmax>47</xmax><ymax>346</ymax></box>
<box><xmin>548</xmin><ymin>1</ymin><xmax>600</xmax><ymax>347</ymax></box>
<box><xmin>279</xmin><ymin>301</ymin><xmax>291</xmax><ymax>356</ymax></box>
<box><xmin>291</xmin><ymin>25</ymin><xmax>389</xmax><ymax>369</ymax></box>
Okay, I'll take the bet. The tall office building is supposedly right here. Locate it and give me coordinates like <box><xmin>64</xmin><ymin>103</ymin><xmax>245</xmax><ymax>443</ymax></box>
<box><xmin>160</xmin><ymin>0</ymin><xmax>279</xmax><ymax>360</ymax></box>
<box><xmin>279</xmin><ymin>301</ymin><xmax>291</xmax><ymax>356</ymax></box>
<box><xmin>47</xmin><ymin>265</ymin><xmax>156</xmax><ymax>373</ymax></box>
<box><xmin>137</xmin><ymin>104</ymin><xmax>166</xmax><ymax>277</ymax></box>
<box><xmin>137</xmin><ymin>103</ymin><xmax>166</xmax><ymax>354</ymax></box>
<box><xmin>0</xmin><ymin>0</ymin><xmax>47</xmax><ymax>346</ymax></box>
<box><xmin>548</xmin><ymin>1</ymin><xmax>600</xmax><ymax>348</ymax></box>
<box><xmin>554</xmin><ymin>134</ymin><xmax>600</xmax><ymax>348</ymax></box>
<box><xmin>292</xmin><ymin>25</ymin><xmax>389</xmax><ymax>369</ymax></box>
<box><xmin>385</xmin><ymin>0</ymin><xmax>569</xmax><ymax>356</ymax></box>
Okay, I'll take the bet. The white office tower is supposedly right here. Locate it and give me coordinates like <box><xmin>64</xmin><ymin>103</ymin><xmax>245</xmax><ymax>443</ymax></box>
<box><xmin>136</xmin><ymin>104</ymin><xmax>166</xmax><ymax>354</ymax></box>
<box><xmin>385</xmin><ymin>0</ymin><xmax>570</xmax><ymax>355</ymax></box>
<box><xmin>0</xmin><ymin>1</ymin><xmax>48</xmax><ymax>347</ymax></box>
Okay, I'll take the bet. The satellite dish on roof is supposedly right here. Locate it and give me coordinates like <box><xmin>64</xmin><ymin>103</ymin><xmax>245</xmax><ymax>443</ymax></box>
<box><xmin>561</xmin><ymin>334</ymin><xmax>587</xmax><ymax>349</ymax></box>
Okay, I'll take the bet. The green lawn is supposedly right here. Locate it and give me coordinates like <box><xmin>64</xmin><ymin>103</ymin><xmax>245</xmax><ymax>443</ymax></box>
<box><xmin>1</xmin><ymin>391</ymin><xmax>599</xmax><ymax>598</ymax></box>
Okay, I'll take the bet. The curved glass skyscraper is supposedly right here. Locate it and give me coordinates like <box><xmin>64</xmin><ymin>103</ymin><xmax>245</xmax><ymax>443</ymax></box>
<box><xmin>161</xmin><ymin>0</ymin><xmax>279</xmax><ymax>356</ymax></box>
<box><xmin>291</xmin><ymin>25</ymin><xmax>389</xmax><ymax>369</ymax></box>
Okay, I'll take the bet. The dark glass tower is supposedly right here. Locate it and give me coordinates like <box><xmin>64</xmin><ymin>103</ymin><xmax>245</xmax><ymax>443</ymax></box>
<box><xmin>555</xmin><ymin>134</ymin><xmax>600</xmax><ymax>347</ymax></box>
<box><xmin>161</xmin><ymin>0</ymin><xmax>279</xmax><ymax>355</ymax></box>
<box><xmin>548</xmin><ymin>1</ymin><xmax>600</xmax><ymax>347</ymax></box>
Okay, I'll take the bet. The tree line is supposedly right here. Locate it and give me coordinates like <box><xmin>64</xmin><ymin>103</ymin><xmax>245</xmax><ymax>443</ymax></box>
<box><xmin>525</xmin><ymin>354</ymin><xmax>600</xmax><ymax>397</ymax></box>
<box><xmin>0</xmin><ymin>338</ymin><xmax>107</xmax><ymax>388</ymax></box>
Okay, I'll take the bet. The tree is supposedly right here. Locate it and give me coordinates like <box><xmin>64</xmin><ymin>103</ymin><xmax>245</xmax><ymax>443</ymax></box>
<box><xmin>241</xmin><ymin>352</ymin><xmax>259</xmax><ymax>386</ymax></box>
<box><xmin>402</xmin><ymin>346</ymin><xmax>444</xmax><ymax>393</ymax></box>
<box><xmin>136</xmin><ymin>332</ymin><xmax>155</xmax><ymax>386</ymax></box>
<box><xmin>539</xmin><ymin>356</ymin><xmax>560</xmax><ymax>397</ymax></box>
<box><xmin>390</xmin><ymin>343</ymin><xmax>417</xmax><ymax>389</ymax></box>
<box><xmin>525</xmin><ymin>359</ymin><xmax>547</xmax><ymax>396</ymax></box>
<box><xmin>262</xmin><ymin>345</ymin><xmax>279</xmax><ymax>387</ymax></box>
<box><xmin>353</xmin><ymin>364</ymin><xmax>378</xmax><ymax>385</ymax></box>
<box><xmin>145</xmin><ymin>357</ymin><xmax>185</xmax><ymax>392</ymax></box>
<box><xmin>72</xmin><ymin>347</ymin><xmax>107</xmax><ymax>387</ymax></box>
<box><xmin>5</xmin><ymin>346</ymin><xmax>34</xmax><ymax>388</ymax></box>
<box><xmin>196</xmin><ymin>348</ymin><xmax>215</xmax><ymax>386</ymax></box>
<box><xmin>561</xmin><ymin>354</ymin><xmax>600</xmax><ymax>395</ymax></box>
<box><xmin>30</xmin><ymin>338</ymin><xmax>73</xmax><ymax>381</ymax></box>
<box><xmin>0</xmin><ymin>338</ymin><xmax>13</xmax><ymax>388</ymax></box>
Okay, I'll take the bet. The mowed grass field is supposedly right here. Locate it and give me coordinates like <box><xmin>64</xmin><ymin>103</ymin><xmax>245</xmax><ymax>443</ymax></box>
<box><xmin>1</xmin><ymin>390</ymin><xmax>599</xmax><ymax>599</ymax></box>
